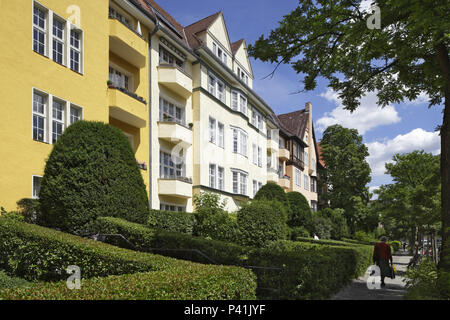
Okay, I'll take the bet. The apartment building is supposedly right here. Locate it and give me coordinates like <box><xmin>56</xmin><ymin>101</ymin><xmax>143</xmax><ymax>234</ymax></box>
<box><xmin>0</xmin><ymin>0</ymin><xmax>321</xmax><ymax>214</ymax></box>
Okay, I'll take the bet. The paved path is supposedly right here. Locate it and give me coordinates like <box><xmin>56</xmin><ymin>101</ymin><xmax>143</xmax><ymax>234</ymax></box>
<box><xmin>331</xmin><ymin>253</ymin><xmax>412</xmax><ymax>300</ymax></box>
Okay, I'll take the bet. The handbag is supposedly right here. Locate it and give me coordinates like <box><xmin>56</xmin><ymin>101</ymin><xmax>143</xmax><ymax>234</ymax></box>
<box><xmin>390</xmin><ymin>265</ymin><xmax>396</xmax><ymax>279</ymax></box>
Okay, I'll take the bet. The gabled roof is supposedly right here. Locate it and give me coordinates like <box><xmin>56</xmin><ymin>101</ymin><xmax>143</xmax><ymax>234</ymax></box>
<box><xmin>316</xmin><ymin>142</ymin><xmax>326</xmax><ymax>168</ymax></box>
<box><xmin>231</xmin><ymin>39</ymin><xmax>245</xmax><ymax>54</ymax></box>
<box><xmin>184</xmin><ymin>11</ymin><xmax>222</xmax><ymax>49</ymax></box>
<box><xmin>277</xmin><ymin>109</ymin><xmax>309</xmax><ymax>139</ymax></box>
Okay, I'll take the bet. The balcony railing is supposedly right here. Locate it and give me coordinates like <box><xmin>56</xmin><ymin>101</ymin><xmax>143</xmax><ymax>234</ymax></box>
<box><xmin>159</xmin><ymin>113</ymin><xmax>186</xmax><ymax>127</ymax></box>
<box><xmin>287</xmin><ymin>155</ymin><xmax>305</xmax><ymax>169</ymax></box>
<box><xmin>159</xmin><ymin>174</ymin><xmax>192</xmax><ymax>184</ymax></box>
<box><xmin>108</xmin><ymin>83</ymin><xmax>147</xmax><ymax>105</ymax></box>
<box><xmin>109</xmin><ymin>14</ymin><xmax>143</xmax><ymax>39</ymax></box>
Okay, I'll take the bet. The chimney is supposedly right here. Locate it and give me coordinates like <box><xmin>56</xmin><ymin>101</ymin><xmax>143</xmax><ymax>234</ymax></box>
<box><xmin>305</xmin><ymin>102</ymin><xmax>313</xmax><ymax>172</ymax></box>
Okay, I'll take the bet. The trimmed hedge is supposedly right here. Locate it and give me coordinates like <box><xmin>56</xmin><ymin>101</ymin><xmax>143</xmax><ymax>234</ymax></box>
<box><xmin>0</xmin><ymin>218</ymin><xmax>256</xmax><ymax>301</ymax></box>
<box><xmin>94</xmin><ymin>217</ymin><xmax>374</xmax><ymax>299</ymax></box>
<box><xmin>295</xmin><ymin>236</ymin><xmax>363</xmax><ymax>247</ymax></box>
<box><xmin>254</xmin><ymin>182</ymin><xmax>291</xmax><ymax>212</ymax></box>
<box><xmin>39</xmin><ymin>121</ymin><xmax>149</xmax><ymax>235</ymax></box>
<box><xmin>148</xmin><ymin>209</ymin><xmax>196</xmax><ymax>235</ymax></box>
<box><xmin>286</xmin><ymin>192</ymin><xmax>313</xmax><ymax>231</ymax></box>
<box><xmin>0</xmin><ymin>270</ymin><xmax>30</xmax><ymax>290</ymax></box>
<box><xmin>0</xmin><ymin>267</ymin><xmax>256</xmax><ymax>300</ymax></box>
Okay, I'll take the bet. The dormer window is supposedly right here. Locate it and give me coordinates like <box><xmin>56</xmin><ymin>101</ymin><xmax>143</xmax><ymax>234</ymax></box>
<box><xmin>212</xmin><ymin>41</ymin><xmax>227</xmax><ymax>64</ymax></box>
<box><xmin>237</xmin><ymin>67</ymin><xmax>249</xmax><ymax>85</ymax></box>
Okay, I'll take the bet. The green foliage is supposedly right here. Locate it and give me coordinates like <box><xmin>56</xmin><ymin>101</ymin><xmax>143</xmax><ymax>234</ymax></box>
<box><xmin>249</xmin><ymin>240</ymin><xmax>373</xmax><ymax>299</ymax></box>
<box><xmin>148</xmin><ymin>209</ymin><xmax>196</xmax><ymax>235</ymax></box>
<box><xmin>289</xmin><ymin>226</ymin><xmax>310</xmax><ymax>241</ymax></box>
<box><xmin>312</xmin><ymin>214</ymin><xmax>332</xmax><ymax>240</ymax></box>
<box><xmin>0</xmin><ymin>267</ymin><xmax>256</xmax><ymax>300</ymax></box>
<box><xmin>0</xmin><ymin>270</ymin><xmax>30</xmax><ymax>290</ymax></box>
<box><xmin>286</xmin><ymin>192</ymin><xmax>313</xmax><ymax>232</ymax></box>
<box><xmin>318</xmin><ymin>208</ymin><xmax>349</xmax><ymax>240</ymax></box>
<box><xmin>254</xmin><ymin>182</ymin><xmax>291</xmax><ymax>213</ymax></box>
<box><xmin>0</xmin><ymin>212</ymin><xmax>24</xmax><ymax>222</ymax></box>
<box><xmin>404</xmin><ymin>259</ymin><xmax>441</xmax><ymax>300</ymax></box>
<box><xmin>389</xmin><ymin>240</ymin><xmax>402</xmax><ymax>252</ymax></box>
<box><xmin>236</xmin><ymin>200</ymin><xmax>289</xmax><ymax>247</ymax></box>
<box><xmin>193</xmin><ymin>192</ymin><xmax>229</xmax><ymax>236</ymax></box>
<box><xmin>16</xmin><ymin>198</ymin><xmax>40</xmax><ymax>224</ymax></box>
<box><xmin>354</xmin><ymin>231</ymin><xmax>376</xmax><ymax>243</ymax></box>
<box><xmin>38</xmin><ymin>121</ymin><xmax>149</xmax><ymax>235</ymax></box>
<box><xmin>195</xmin><ymin>212</ymin><xmax>240</xmax><ymax>243</ymax></box>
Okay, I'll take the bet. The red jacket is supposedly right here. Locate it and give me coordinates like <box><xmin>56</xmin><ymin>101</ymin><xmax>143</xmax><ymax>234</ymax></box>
<box><xmin>373</xmin><ymin>242</ymin><xmax>392</xmax><ymax>262</ymax></box>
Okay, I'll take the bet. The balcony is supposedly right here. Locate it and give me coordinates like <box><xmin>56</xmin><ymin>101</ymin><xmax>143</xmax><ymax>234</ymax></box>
<box><xmin>158</xmin><ymin>64</ymin><xmax>192</xmax><ymax>99</ymax></box>
<box><xmin>109</xmin><ymin>18</ymin><xmax>147</xmax><ymax>68</ymax></box>
<box><xmin>278</xmin><ymin>175</ymin><xmax>291</xmax><ymax>190</ymax></box>
<box><xmin>267</xmin><ymin>168</ymin><xmax>279</xmax><ymax>183</ymax></box>
<box><xmin>108</xmin><ymin>86</ymin><xmax>147</xmax><ymax>128</ymax></box>
<box><xmin>158</xmin><ymin>176</ymin><xmax>193</xmax><ymax>199</ymax></box>
<box><xmin>267</xmin><ymin>139</ymin><xmax>278</xmax><ymax>153</ymax></box>
<box><xmin>158</xmin><ymin>119</ymin><xmax>192</xmax><ymax>145</ymax></box>
<box><xmin>279</xmin><ymin>148</ymin><xmax>290</xmax><ymax>161</ymax></box>
<box><xmin>286</xmin><ymin>156</ymin><xmax>305</xmax><ymax>170</ymax></box>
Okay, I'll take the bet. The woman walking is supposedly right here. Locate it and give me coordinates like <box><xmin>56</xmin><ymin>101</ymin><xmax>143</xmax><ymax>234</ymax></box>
<box><xmin>373</xmin><ymin>236</ymin><xmax>393</xmax><ymax>288</ymax></box>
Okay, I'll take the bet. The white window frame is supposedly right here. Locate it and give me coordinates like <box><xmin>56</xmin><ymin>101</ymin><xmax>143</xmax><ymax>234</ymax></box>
<box><xmin>232</xmin><ymin>127</ymin><xmax>248</xmax><ymax>157</ymax></box>
<box><xmin>258</xmin><ymin>146</ymin><xmax>262</xmax><ymax>167</ymax></box>
<box><xmin>159</xmin><ymin>96</ymin><xmax>184</xmax><ymax>125</ymax></box>
<box><xmin>160</xmin><ymin>150</ymin><xmax>185</xmax><ymax>179</ymax></box>
<box><xmin>70</xmin><ymin>27</ymin><xmax>83</xmax><ymax>73</ymax></box>
<box><xmin>33</xmin><ymin>4</ymin><xmax>47</xmax><ymax>56</ymax></box>
<box><xmin>51</xmin><ymin>97</ymin><xmax>65</xmax><ymax>143</ymax></box>
<box><xmin>109</xmin><ymin>63</ymin><xmax>133</xmax><ymax>91</ymax></box>
<box><xmin>160</xmin><ymin>203</ymin><xmax>186</xmax><ymax>212</ymax></box>
<box><xmin>304</xmin><ymin>174</ymin><xmax>309</xmax><ymax>191</ymax></box>
<box><xmin>218</xmin><ymin>122</ymin><xmax>224</xmax><ymax>148</ymax></box>
<box><xmin>231</xmin><ymin>90</ymin><xmax>248</xmax><ymax>116</ymax></box>
<box><xmin>32</xmin><ymin>175</ymin><xmax>43</xmax><ymax>199</ymax></box>
<box><xmin>52</xmin><ymin>16</ymin><xmax>65</xmax><ymax>65</ymax></box>
<box><xmin>209</xmin><ymin>164</ymin><xmax>216</xmax><ymax>189</ymax></box>
<box><xmin>209</xmin><ymin>117</ymin><xmax>217</xmax><ymax>144</ymax></box>
<box><xmin>33</xmin><ymin>90</ymin><xmax>47</xmax><ymax>143</ymax></box>
<box><xmin>295</xmin><ymin>169</ymin><xmax>301</xmax><ymax>186</ymax></box>
<box><xmin>232</xmin><ymin>170</ymin><xmax>248</xmax><ymax>196</ymax></box>
<box><xmin>218</xmin><ymin>166</ymin><xmax>225</xmax><ymax>191</ymax></box>
<box><xmin>207</xmin><ymin>72</ymin><xmax>225</xmax><ymax>103</ymax></box>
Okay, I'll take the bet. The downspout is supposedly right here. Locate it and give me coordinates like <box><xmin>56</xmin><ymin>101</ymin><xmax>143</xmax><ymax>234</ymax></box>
<box><xmin>148</xmin><ymin>23</ymin><xmax>160</xmax><ymax>209</ymax></box>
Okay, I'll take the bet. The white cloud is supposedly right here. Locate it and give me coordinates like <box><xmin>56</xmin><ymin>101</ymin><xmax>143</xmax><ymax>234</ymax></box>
<box><xmin>316</xmin><ymin>89</ymin><xmax>401</xmax><ymax>134</ymax></box>
<box><xmin>369</xmin><ymin>186</ymin><xmax>380</xmax><ymax>200</ymax></box>
<box><xmin>366</xmin><ymin>128</ymin><xmax>441</xmax><ymax>177</ymax></box>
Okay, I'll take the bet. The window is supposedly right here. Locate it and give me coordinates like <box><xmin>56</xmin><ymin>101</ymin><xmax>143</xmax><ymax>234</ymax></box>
<box><xmin>305</xmin><ymin>151</ymin><xmax>309</xmax><ymax>165</ymax></box>
<box><xmin>232</xmin><ymin>171</ymin><xmax>248</xmax><ymax>195</ymax></box>
<box><xmin>109</xmin><ymin>66</ymin><xmax>131</xmax><ymax>91</ymax></box>
<box><xmin>311</xmin><ymin>177</ymin><xmax>317</xmax><ymax>193</ymax></box>
<box><xmin>237</xmin><ymin>66</ymin><xmax>249</xmax><ymax>84</ymax></box>
<box><xmin>160</xmin><ymin>203</ymin><xmax>186</xmax><ymax>212</ymax></box>
<box><xmin>295</xmin><ymin>169</ymin><xmax>301</xmax><ymax>186</ymax></box>
<box><xmin>33</xmin><ymin>90</ymin><xmax>83</xmax><ymax>144</ymax></box>
<box><xmin>304</xmin><ymin>175</ymin><xmax>309</xmax><ymax>191</ymax></box>
<box><xmin>33</xmin><ymin>6</ymin><xmax>47</xmax><ymax>55</ymax></box>
<box><xmin>159</xmin><ymin>46</ymin><xmax>184</xmax><ymax>69</ymax></box>
<box><xmin>311</xmin><ymin>201</ymin><xmax>318</xmax><ymax>213</ymax></box>
<box><xmin>213</xmin><ymin>42</ymin><xmax>227</xmax><ymax>64</ymax></box>
<box><xmin>32</xmin><ymin>176</ymin><xmax>43</xmax><ymax>199</ymax></box>
<box><xmin>218</xmin><ymin>122</ymin><xmax>224</xmax><ymax>148</ymax></box>
<box><xmin>160</xmin><ymin>98</ymin><xmax>184</xmax><ymax>125</ymax></box>
<box><xmin>160</xmin><ymin>151</ymin><xmax>185</xmax><ymax>179</ymax></box>
<box><xmin>232</xmin><ymin>127</ymin><xmax>248</xmax><ymax>156</ymax></box>
<box><xmin>70</xmin><ymin>29</ymin><xmax>82</xmax><ymax>72</ymax></box>
<box><xmin>251</xmin><ymin>107</ymin><xmax>263</xmax><ymax>130</ymax></box>
<box><xmin>52</xmin><ymin>18</ymin><xmax>65</xmax><ymax>64</ymax></box>
<box><xmin>258</xmin><ymin>147</ymin><xmax>262</xmax><ymax>167</ymax></box>
<box><xmin>218</xmin><ymin>167</ymin><xmax>225</xmax><ymax>191</ymax></box>
<box><xmin>33</xmin><ymin>92</ymin><xmax>46</xmax><ymax>142</ymax></box>
<box><xmin>52</xmin><ymin>99</ymin><xmax>65</xmax><ymax>143</ymax></box>
<box><xmin>207</xmin><ymin>72</ymin><xmax>225</xmax><ymax>103</ymax></box>
<box><xmin>312</xmin><ymin>158</ymin><xmax>316</xmax><ymax>171</ymax></box>
<box><xmin>209</xmin><ymin>164</ymin><xmax>216</xmax><ymax>189</ymax></box>
<box><xmin>231</xmin><ymin>91</ymin><xmax>247</xmax><ymax>116</ymax></box>
<box><xmin>109</xmin><ymin>7</ymin><xmax>132</xmax><ymax>29</ymax></box>
<box><xmin>252</xmin><ymin>180</ymin><xmax>262</xmax><ymax>197</ymax></box>
<box><xmin>252</xmin><ymin>144</ymin><xmax>257</xmax><ymax>165</ymax></box>
<box><xmin>279</xmin><ymin>137</ymin><xmax>286</xmax><ymax>149</ymax></box>
<box><xmin>209</xmin><ymin>117</ymin><xmax>216</xmax><ymax>144</ymax></box>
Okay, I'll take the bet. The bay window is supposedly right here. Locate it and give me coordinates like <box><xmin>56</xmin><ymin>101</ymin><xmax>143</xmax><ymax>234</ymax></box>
<box><xmin>160</xmin><ymin>98</ymin><xmax>184</xmax><ymax>125</ymax></box>
<box><xmin>232</xmin><ymin>170</ymin><xmax>248</xmax><ymax>195</ymax></box>
<box><xmin>160</xmin><ymin>151</ymin><xmax>185</xmax><ymax>179</ymax></box>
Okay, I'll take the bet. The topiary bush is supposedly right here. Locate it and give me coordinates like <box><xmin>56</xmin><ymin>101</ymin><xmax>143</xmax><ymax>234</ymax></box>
<box><xmin>236</xmin><ymin>200</ymin><xmax>289</xmax><ymax>247</ymax></box>
<box><xmin>286</xmin><ymin>192</ymin><xmax>313</xmax><ymax>231</ymax></box>
<box><xmin>38</xmin><ymin>121</ymin><xmax>149</xmax><ymax>235</ymax></box>
<box><xmin>254</xmin><ymin>182</ymin><xmax>291</xmax><ymax>213</ymax></box>
<box><xmin>312</xmin><ymin>214</ymin><xmax>333</xmax><ymax>239</ymax></box>
<box><xmin>148</xmin><ymin>209</ymin><xmax>196</xmax><ymax>235</ymax></box>
<box><xmin>318</xmin><ymin>208</ymin><xmax>349</xmax><ymax>240</ymax></box>
<box><xmin>195</xmin><ymin>212</ymin><xmax>240</xmax><ymax>243</ymax></box>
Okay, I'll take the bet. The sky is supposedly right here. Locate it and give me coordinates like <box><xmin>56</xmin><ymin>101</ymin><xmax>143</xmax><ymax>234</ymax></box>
<box><xmin>157</xmin><ymin>0</ymin><xmax>443</xmax><ymax>194</ymax></box>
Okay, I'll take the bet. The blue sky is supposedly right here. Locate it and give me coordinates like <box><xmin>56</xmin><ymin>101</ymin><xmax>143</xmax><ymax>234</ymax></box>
<box><xmin>158</xmin><ymin>0</ymin><xmax>443</xmax><ymax>192</ymax></box>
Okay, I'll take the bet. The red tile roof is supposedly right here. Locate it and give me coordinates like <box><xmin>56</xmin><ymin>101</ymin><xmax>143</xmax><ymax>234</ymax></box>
<box><xmin>277</xmin><ymin>109</ymin><xmax>309</xmax><ymax>138</ymax></box>
<box><xmin>231</xmin><ymin>39</ymin><xmax>245</xmax><ymax>54</ymax></box>
<box><xmin>316</xmin><ymin>142</ymin><xmax>326</xmax><ymax>168</ymax></box>
<box><xmin>184</xmin><ymin>11</ymin><xmax>222</xmax><ymax>49</ymax></box>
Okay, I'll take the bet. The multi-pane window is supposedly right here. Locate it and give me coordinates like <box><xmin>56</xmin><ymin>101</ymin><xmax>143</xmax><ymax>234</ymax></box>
<box><xmin>52</xmin><ymin>19</ymin><xmax>65</xmax><ymax>64</ymax></box>
<box><xmin>237</xmin><ymin>67</ymin><xmax>249</xmax><ymax>85</ymax></box>
<box><xmin>252</xmin><ymin>144</ymin><xmax>257</xmax><ymax>165</ymax></box>
<box><xmin>159</xmin><ymin>46</ymin><xmax>184</xmax><ymax>69</ymax></box>
<box><xmin>305</xmin><ymin>151</ymin><xmax>309</xmax><ymax>165</ymax></box>
<box><xmin>207</xmin><ymin>72</ymin><xmax>225</xmax><ymax>103</ymax></box>
<box><xmin>311</xmin><ymin>177</ymin><xmax>317</xmax><ymax>193</ymax></box>
<box><xmin>33</xmin><ymin>93</ymin><xmax>46</xmax><ymax>142</ymax></box>
<box><xmin>109</xmin><ymin>66</ymin><xmax>131</xmax><ymax>91</ymax></box>
<box><xmin>32</xmin><ymin>176</ymin><xmax>43</xmax><ymax>199</ymax></box>
<box><xmin>251</xmin><ymin>107</ymin><xmax>263</xmax><ymax>130</ymax></box>
<box><xmin>160</xmin><ymin>98</ymin><xmax>184</xmax><ymax>125</ymax></box>
<box><xmin>33</xmin><ymin>90</ymin><xmax>82</xmax><ymax>144</ymax></box>
<box><xmin>209</xmin><ymin>117</ymin><xmax>224</xmax><ymax>147</ymax></box>
<box><xmin>209</xmin><ymin>164</ymin><xmax>216</xmax><ymax>189</ymax></box>
<box><xmin>213</xmin><ymin>42</ymin><xmax>227</xmax><ymax>64</ymax></box>
<box><xmin>304</xmin><ymin>175</ymin><xmax>309</xmax><ymax>191</ymax></box>
<box><xmin>218</xmin><ymin>167</ymin><xmax>224</xmax><ymax>191</ymax></box>
<box><xmin>295</xmin><ymin>169</ymin><xmax>301</xmax><ymax>186</ymax></box>
<box><xmin>70</xmin><ymin>29</ymin><xmax>82</xmax><ymax>72</ymax></box>
<box><xmin>231</xmin><ymin>91</ymin><xmax>247</xmax><ymax>116</ymax></box>
<box><xmin>70</xmin><ymin>106</ymin><xmax>82</xmax><ymax>124</ymax></box>
<box><xmin>279</xmin><ymin>137</ymin><xmax>286</xmax><ymax>149</ymax></box>
<box><xmin>209</xmin><ymin>117</ymin><xmax>216</xmax><ymax>144</ymax></box>
<box><xmin>109</xmin><ymin>7</ymin><xmax>132</xmax><ymax>29</ymax></box>
<box><xmin>160</xmin><ymin>151</ymin><xmax>184</xmax><ymax>179</ymax></box>
<box><xmin>52</xmin><ymin>100</ymin><xmax>65</xmax><ymax>143</ymax></box>
<box><xmin>160</xmin><ymin>203</ymin><xmax>185</xmax><ymax>212</ymax></box>
<box><xmin>311</xmin><ymin>201</ymin><xmax>318</xmax><ymax>213</ymax></box>
<box><xmin>218</xmin><ymin>123</ymin><xmax>224</xmax><ymax>148</ymax></box>
<box><xmin>258</xmin><ymin>147</ymin><xmax>262</xmax><ymax>167</ymax></box>
<box><xmin>33</xmin><ymin>6</ymin><xmax>46</xmax><ymax>55</ymax></box>
<box><xmin>232</xmin><ymin>171</ymin><xmax>248</xmax><ymax>195</ymax></box>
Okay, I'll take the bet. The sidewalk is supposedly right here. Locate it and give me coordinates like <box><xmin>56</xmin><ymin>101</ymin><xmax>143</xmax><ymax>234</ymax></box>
<box><xmin>331</xmin><ymin>254</ymin><xmax>412</xmax><ymax>300</ymax></box>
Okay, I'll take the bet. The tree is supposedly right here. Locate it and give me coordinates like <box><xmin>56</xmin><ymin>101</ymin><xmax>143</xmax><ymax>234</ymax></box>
<box><xmin>319</xmin><ymin>208</ymin><xmax>349</xmax><ymax>240</ymax></box>
<box><xmin>248</xmin><ymin>0</ymin><xmax>449</xmax><ymax>277</ymax></box>
<box><xmin>316</xmin><ymin>124</ymin><xmax>371</xmax><ymax>234</ymax></box>
<box><xmin>254</xmin><ymin>182</ymin><xmax>291</xmax><ymax>213</ymax></box>
<box><xmin>286</xmin><ymin>191</ymin><xmax>313</xmax><ymax>233</ymax></box>
<box><xmin>39</xmin><ymin>121</ymin><xmax>149</xmax><ymax>235</ymax></box>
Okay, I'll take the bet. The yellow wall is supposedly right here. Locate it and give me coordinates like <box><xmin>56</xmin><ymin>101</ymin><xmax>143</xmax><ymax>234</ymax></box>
<box><xmin>0</xmin><ymin>0</ymin><xmax>151</xmax><ymax>211</ymax></box>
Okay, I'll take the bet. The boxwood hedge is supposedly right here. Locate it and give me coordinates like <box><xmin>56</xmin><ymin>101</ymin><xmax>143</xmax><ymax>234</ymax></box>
<box><xmin>0</xmin><ymin>218</ymin><xmax>256</xmax><ymax>300</ymax></box>
<box><xmin>0</xmin><ymin>266</ymin><xmax>256</xmax><ymax>300</ymax></box>
<box><xmin>148</xmin><ymin>209</ymin><xmax>196</xmax><ymax>235</ymax></box>
<box><xmin>94</xmin><ymin>217</ymin><xmax>373</xmax><ymax>299</ymax></box>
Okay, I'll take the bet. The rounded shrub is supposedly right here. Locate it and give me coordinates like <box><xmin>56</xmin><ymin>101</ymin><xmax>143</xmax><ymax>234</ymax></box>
<box><xmin>254</xmin><ymin>182</ymin><xmax>290</xmax><ymax>211</ymax></box>
<box><xmin>39</xmin><ymin>121</ymin><xmax>149</xmax><ymax>235</ymax></box>
<box><xmin>289</xmin><ymin>226</ymin><xmax>310</xmax><ymax>240</ymax></box>
<box><xmin>236</xmin><ymin>200</ymin><xmax>289</xmax><ymax>247</ymax></box>
<box><xmin>286</xmin><ymin>192</ymin><xmax>313</xmax><ymax>231</ymax></box>
<box><xmin>312</xmin><ymin>214</ymin><xmax>332</xmax><ymax>239</ymax></box>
